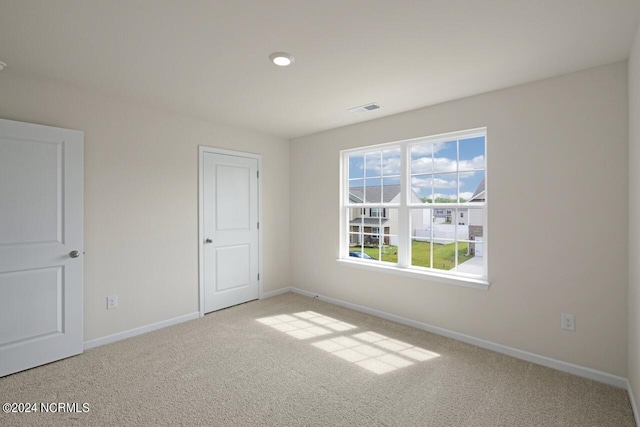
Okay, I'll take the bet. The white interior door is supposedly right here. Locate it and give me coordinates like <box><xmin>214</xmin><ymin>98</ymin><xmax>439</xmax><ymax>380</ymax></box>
<box><xmin>0</xmin><ymin>119</ymin><xmax>84</xmax><ymax>377</ymax></box>
<box><xmin>202</xmin><ymin>150</ymin><xmax>259</xmax><ymax>313</ymax></box>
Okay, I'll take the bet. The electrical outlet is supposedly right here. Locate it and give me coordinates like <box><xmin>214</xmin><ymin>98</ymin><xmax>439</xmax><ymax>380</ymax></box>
<box><xmin>107</xmin><ymin>295</ymin><xmax>118</xmax><ymax>310</ymax></box>
<box><xmin>561</xmin><ymin>313</ymin><xmax>575</xmax><ymax>331</ymax></box>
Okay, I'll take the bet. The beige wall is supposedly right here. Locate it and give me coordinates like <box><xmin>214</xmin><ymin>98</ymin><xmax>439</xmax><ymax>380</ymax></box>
<box><xmin>0</xmin><ymin>55</ymin><xmax>632</xmax><ymax>381</ymax></box>
<box><xmin>0</xmin><ymin>73</ymin><xmax>290</xmax><ymax>341</ymax></box>
<box><xmin>628</xmin><ymin>23</ymin><xmax>640</xmax><ymax>414</ymax></box>
<box><xmin>291</xmin><ymin>62</ymin><xmax>628</xmax><ymax>376</ymax></box>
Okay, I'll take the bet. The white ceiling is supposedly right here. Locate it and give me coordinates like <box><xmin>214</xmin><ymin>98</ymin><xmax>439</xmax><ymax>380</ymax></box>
<box><xmin>1</xmin><ymin>0</ymin><xmax>639</xmax><ymax>139</ymax></box>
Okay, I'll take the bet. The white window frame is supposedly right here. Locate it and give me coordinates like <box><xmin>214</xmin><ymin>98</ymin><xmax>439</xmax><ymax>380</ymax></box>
<box><xmin>338</xmin><ymin>128</ymin><xmax>489</xmax><ymax>290</ymax></box>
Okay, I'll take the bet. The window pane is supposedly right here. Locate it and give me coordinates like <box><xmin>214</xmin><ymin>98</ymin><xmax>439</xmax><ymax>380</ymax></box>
<box><xmin>459</xmin><ymin>136</ymin><xmax>485</xmax><ymax>171</ymax></box>
<box><xmin>348</xmin><ymin>232</ymin><xmax>363</xmax><ymax>247</ymax></box>
<box><xmin>411</xmin><ymin>239</ymin><xmax>431</xmax><ymax>268</ymax></box>
<box><xmin>346</xmin><ymin>208</ymin><xmax>398</xmax><ymax>263</ymax></box>
<box><xmin>410</xmin><ymin>174</ymin><xmax>433</xmax><ymax>202</ymax></box>
<box><xmin>455</xmin><ymin>244</ymin><xmax>482</xmax><ymax>273</ymax></box>
<box><xmin>363</xmin><ymin>216</ymin><xmax>383</xmax><ymax>261</ymax></box>
<box><xmin>433</xmin><ymin>173</ymin><xmax>458</xmax><ymax>202</ymax></box>
<box><xmin>432</xmin><ymin>209</ymin><xmax>454</xmax><ymax>234</ymax></box>
<box><xmin>410</xmin><ymin>208</ymin><xmax>431</xmax><ymax>268</ymax></box>
<box><xmin>410</xmin><ymin>143</ymin><xmax>433</xmax><ymax>174</ymax></box>
<box><xmin>432</xmin><ymin>240</ymin><xmax>456</xmax><ymax>271</ymax></box>
<box><xmin>347</xmin><ymin>210</ymin><xmax>374</xmax><ymax>260</ymax></box>
<box><xmin>410</xmin><ymin>208</ymin><xmax>429</xmax><ymax>240</ymax></box>
<box><xmin>431</xmin><ymin>213</ymin><xmax>455</xmax><ymax>271</ymax></box>
<box><xmin>382</xmin><ymin>177</ymin><xmax>401</xmax><ymax>203</ymax></box>
<box><xmin>380</xmin><ymin>208</ymin><xmax>398</xmax><ymax>263</ymax></box>
<box><xmin>365</xmin><ymin>151</ymin><xmax>382</xmax><ymax>178</ymax></box>
<box><xmin>456</xmin><ymin>207</ymin><xmax>484</xmax><ymax>275</ymax></box>
<box><xmin>457</xmin><ymin>208</ymin><xmax>470</xmax><ymax>233</ymax></box>
<box><xmin>364</xmin><ymin>178</ymin><xmax>382</xmax><ymax>204</ymax></box>
<box><xmin>433</xmin><ymin>140</ymin><xmax>457</xmax><ymax>173</ymax></box>
<box><xmin>363</xmin><ymin>227</ymin><xmax>381</xmax><ymax>251</ymax></box>
<box><xmin>348</xmin><ymin>153</ymin><xmax>365</xmax><ymax>179</ymax></box>
<box><xmin>462</xmin><ymin>208</ymin><xmax>485</xmax><ymax>244</ymax></box>
<box><xmin>460</xmin><ymin>170</ymin><xmax>485</xmax><ymax>203</ymax></box>
<box><xmin>348</xmin><ymin>179</ymin><xmax>365</xmax><ymax>204</ymax></box>
<box><xmin>347</xmin><ymin>211</ymin><xmax>366</xmax><ymax>259</ymax></box>
<box><xmin>382</xmin><ymin>148</ymin><xmax>401</xmax><ymax>177</ymax></box>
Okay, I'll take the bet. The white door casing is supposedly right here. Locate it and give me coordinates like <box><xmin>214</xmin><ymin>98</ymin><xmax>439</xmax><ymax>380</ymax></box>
<box><xmin>199</xmin><ymin>147</ymin><xmax>260</xmax><ymax>314</ymax></box>
<box><xmin>0</xmin><ymin>118</ymin><xmax>84</xmax><ymax>377</ymax></box>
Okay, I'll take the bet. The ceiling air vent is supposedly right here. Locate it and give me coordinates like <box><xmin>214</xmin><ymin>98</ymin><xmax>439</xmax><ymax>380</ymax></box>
<box><xmin>348</xmin><ymin>102</ymin><xmax>382</xmax><ymax>115</ymax></box>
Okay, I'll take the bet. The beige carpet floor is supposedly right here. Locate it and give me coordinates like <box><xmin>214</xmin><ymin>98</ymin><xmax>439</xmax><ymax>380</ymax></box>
<box><xmin>0</xmin><ymin>292</ymin><xmax>635</xmax><ymax>426</ymax></box>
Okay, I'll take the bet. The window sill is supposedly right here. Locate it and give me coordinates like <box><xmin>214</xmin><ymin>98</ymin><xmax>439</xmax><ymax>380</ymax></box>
<box><xmin>336</xmin><ymin>258</ymin><xmax>490</xmax><ymax>291</ymax></box>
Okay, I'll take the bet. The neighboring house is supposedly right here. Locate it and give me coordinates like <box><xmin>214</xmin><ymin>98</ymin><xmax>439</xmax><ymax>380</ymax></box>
<box><xmin>451</xmin><ymin>177</ymin><xmax>485</xmax><ymax>227</ymax></box>
<box><xmin>348</xmin><ymin>184</ymin><xmax>422</xmax><ymax>246</ymax></box>
<box><xmin>433</xmin><ymin>208</ymin><xmax>453</xmax><ymax>224</ymax></box>
<box><xmin>414</xmin><ymin>178</ymin><xmax>485</xmax><ymax>245</ymax></box>
<box><xmin>349</xmin><ymin>180</ymin><xmax>484</xmax><ymax>251</ymax></box>
<box><xmin>457</xmin><ymin>210</ymin><xmax>467</xmax><ymax>226</ymax></box>
<box><xmin>436</xmin><ymin>178</ymin><xmax>485</xmax><ymax>226</ymax></box>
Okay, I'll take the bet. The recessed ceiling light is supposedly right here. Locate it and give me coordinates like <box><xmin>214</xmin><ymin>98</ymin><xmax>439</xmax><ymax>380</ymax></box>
<box><xmin>269</xmin><ymin>52</ymin><xmax>294</xmax><ymax>67</ymax></box>
<box><xmin>0</xmin><ymin>61</ymin><xmax>6</xmax><ymax>71</ymax></box>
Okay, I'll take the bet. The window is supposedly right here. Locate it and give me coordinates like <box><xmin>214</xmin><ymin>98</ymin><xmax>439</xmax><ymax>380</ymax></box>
<box><xmin>341</xmin><ymin>128</ymin><xmax>487</xmax><ymax>283</ymax></box>
<box><xmin>370</xmin><ymin>208</ymin><xmax>386</xmax><ymax>218</ymax></box>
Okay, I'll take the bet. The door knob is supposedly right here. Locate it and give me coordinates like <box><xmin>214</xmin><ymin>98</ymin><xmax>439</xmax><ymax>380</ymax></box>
<box><xmin>205</xmin><ymin>238</ymin><xmax>213</xmax><ymax>244</ymax></box>
<box><xmin>69</xmin><ymin>250</ymin><xmax>80</xmax><ymax>258</ymax></box>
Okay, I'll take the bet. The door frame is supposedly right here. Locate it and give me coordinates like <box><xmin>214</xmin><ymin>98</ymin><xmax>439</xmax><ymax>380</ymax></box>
<box><xmin>198</xmin><ymin>146</ymin><xmax>262</xmax><ymax>317</ymax></box>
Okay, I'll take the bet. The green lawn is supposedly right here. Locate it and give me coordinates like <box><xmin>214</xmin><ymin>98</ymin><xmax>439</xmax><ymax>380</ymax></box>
<box><xmin>361</xmin><ymin>241</ymin><xmax>472</xmax><ymax>270</ymax></box>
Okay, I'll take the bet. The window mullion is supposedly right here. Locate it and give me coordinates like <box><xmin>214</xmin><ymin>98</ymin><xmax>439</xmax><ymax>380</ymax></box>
<box><xmin>341</xmin><ymin>153</ymin><xmax>348</xmax><ymax>259</ymax></box>
<box><xmin>398</xmin><ymin>143</ymin><xmax>409</xmax><ymax>267</ymax></box>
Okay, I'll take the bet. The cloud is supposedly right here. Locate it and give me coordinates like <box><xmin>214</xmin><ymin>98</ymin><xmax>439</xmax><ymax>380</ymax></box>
<box><xmin>410</xmin><ymin>191</ymin><xmax>476</xmax><ymax>202</ymax></box>
<box><xmin>460</xmin><ymin>155</ymin><xmax>485</xmax><ymax>171</ymax></box>
<box><xmin>411</xmin><ymin>141</ymin><xmax>454</xmax><ymax>156</ymax></box>
<box><xmin>411</xmin><ymin>176</ymin><xmax>457</xmax><ymax>189</ymax></box>
<box><xmin>433</xmin><ymin>177</ymin><xmax>457</xmax><ymax>189</ymax></box>
<box><xmin>361</xmin><ymin>149</ymin><xmax>401</xmax><ymax>177</ymax></box>
<box><xmin>412</xmin><ymin>155</ymin><xmax>485</xmax><ymax>174</ymax></box>
<box><xmin>352</xmin><ymin>147</ymin><xmax>484</xmax><ymax>193</ymax></box>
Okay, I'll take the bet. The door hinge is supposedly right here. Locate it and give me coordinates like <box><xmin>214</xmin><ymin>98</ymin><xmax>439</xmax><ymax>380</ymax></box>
<box><xmin>257</xmin><ymin>222</ymin><xmax>259</xmax><ymax>229</ymax></box>
<box><xmin>257</xmin><ymin>171</ymin><xmax>259</xmax><ymax>179</ymax></box>
<box><xmin>257</xmin><ymin>273</ymin><xmax>260</xmax><ymax>280</ymax></box>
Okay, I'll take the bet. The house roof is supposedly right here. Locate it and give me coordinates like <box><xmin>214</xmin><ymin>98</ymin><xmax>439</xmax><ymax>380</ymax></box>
<box><xmin>349</xmin><ymin>185</ymin><xmax>401</xmax><ymax>203</ymax></box>
<box><xmin>468</xmin><ymin>178</ymin><xmax>485</xmax><ymax>202</ymax></box>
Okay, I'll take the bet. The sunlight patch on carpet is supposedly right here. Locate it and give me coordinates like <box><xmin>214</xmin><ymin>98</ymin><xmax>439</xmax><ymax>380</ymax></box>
<box><xmin>256</xmin><ymin>311</ymin><xmax>439</xmax><ymax>374</ymax></box>
<box><xmin>312</xmin><ymin>331</ymin><xmax>439</xmax><ymax>374</ymax></box>
<box><xmin>293</xmin><ymin>311</ymin><xmax>357</xmax><ymax>332</ymax></box>
<box><xmin>256</xmin><ymin>311</ymin><xmax>357</xmax><ymax>339</ymax></box>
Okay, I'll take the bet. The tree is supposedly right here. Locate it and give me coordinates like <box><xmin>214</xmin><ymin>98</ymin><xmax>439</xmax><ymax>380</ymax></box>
<box><xmin>421</xmin><ymin>196</ymin><xmax>467</xmax><ymax>203</ymax></box>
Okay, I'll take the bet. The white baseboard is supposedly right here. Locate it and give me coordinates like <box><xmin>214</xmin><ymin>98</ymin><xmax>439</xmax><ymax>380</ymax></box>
<box><xmin>83</xmin><ymin>311</ymin><xmax>200</xmax><ymax>350</ymax></box>
<box><xmin>260</xmin><ymin>287</ymin><xmax>291</xmax><ymax>299</ymax></box>
<box><xmin>289</xmin><ymin>287</ymin><xmax>627</xmax><ymax>389</ymax></box>
<box><xmin>627</xmin><ymin>379</ymin><xmax>640</xmax><ymax>426</ymax></box>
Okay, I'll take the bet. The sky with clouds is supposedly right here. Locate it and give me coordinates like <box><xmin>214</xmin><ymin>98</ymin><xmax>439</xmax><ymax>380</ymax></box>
<box><xmin>348</xmin><ymin>136</ymin><xmax>485</xmax><ymax>202</ymax></box>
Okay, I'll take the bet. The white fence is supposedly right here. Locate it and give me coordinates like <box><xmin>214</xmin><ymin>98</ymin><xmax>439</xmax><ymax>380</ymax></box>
<box><xmin>414</xmin><ymin>225</ymin><xmax>470</xmax><ymax>242</ymax></box>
